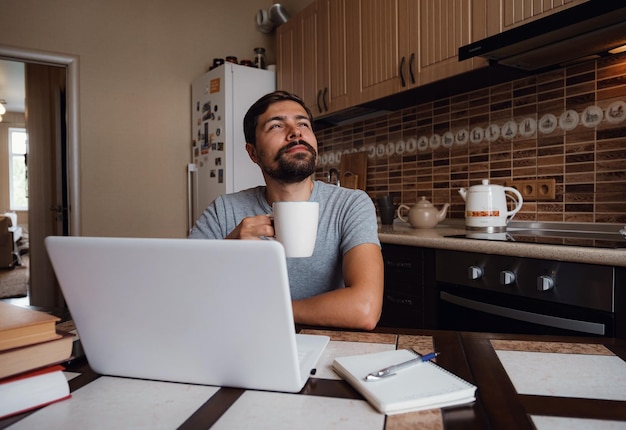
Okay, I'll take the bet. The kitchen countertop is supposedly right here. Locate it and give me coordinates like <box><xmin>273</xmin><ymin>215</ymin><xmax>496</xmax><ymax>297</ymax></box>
<box><xmin>378</xmin><ymin>221</ymin><xmax>626</xmax><ymax>268</ymax></box>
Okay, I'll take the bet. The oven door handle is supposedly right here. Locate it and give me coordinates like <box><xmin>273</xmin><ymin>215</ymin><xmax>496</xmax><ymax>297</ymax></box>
<box><xmin>440</xmin><ymin>291</ymin><xmax>606</xmax><ymax>336</ymax></box>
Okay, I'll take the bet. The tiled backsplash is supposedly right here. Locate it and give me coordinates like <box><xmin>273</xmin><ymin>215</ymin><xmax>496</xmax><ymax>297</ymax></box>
<box><xmin>315</xmin><ymin>54</ymin><xmax>626</xmax><ymax>225</ymax></box>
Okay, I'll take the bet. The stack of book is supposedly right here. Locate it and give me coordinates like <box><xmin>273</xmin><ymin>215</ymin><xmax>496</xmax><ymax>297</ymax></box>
<box><xmin>0</xmin><ymin>302</ymin><xmax>74</xmax><ymax>419</ymax></box>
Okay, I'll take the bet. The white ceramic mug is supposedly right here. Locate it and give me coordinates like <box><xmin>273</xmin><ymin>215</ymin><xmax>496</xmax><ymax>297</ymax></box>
<box><xmin>272</xmin><ymin>201</ymin><xmax>319</xmax><ymax>258</ymax></box>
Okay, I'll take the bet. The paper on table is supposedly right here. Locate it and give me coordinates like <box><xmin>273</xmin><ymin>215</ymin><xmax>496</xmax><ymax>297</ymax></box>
<box><xmin>496</xmin><ymin>350</ymin><xmax>626</xmax><ymax>401</ymax></box>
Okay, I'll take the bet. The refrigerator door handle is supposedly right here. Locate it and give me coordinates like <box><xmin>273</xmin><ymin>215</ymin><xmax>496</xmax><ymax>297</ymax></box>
<box><xmin>187</xmin><ymin>163</ymin><xmax>198</xmax><ymax>233</ymax></box>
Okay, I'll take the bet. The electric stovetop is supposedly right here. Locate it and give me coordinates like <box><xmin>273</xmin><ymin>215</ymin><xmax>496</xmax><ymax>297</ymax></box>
<box><xmin>447</xmin><ymin>228</ymin><xmax>626</xmax><ymax>249</ymax></box>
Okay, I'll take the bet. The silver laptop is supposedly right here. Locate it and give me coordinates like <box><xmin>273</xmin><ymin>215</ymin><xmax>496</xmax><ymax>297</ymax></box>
<box><xmin>45</xmin><ymin>236</ymin><xmax>329</xmax><ymax>393</ymax></box>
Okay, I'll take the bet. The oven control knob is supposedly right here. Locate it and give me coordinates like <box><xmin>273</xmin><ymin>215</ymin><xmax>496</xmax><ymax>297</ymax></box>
<box><xmin>500</xmin><ymin>270</ymin><xmax>516</xmax><ymax>285</ymax></box>
<box><xmin>537</xmin><ymin>275</ymin><xmax>555</xmax><ymax>291</ymax></box>
<box><xmin>468</xmin><ymin>265</ymin><xmax>483</xmax><ymax>280</ymax></box>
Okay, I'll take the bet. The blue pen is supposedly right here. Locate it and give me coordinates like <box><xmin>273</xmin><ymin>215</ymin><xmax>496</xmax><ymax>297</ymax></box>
<box><xmin>365</xmin><ymin>350</ymin><xmax>439</xmax><ymax>381</ymax></box>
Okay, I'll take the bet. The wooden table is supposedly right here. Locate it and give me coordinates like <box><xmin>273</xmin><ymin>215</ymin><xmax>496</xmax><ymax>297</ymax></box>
<box><xmin>3</xmin><ymin>328</ymin><xmax>626</xmax><ymax>429</ymax></box>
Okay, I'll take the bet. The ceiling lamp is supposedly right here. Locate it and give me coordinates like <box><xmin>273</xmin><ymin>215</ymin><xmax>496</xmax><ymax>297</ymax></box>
<box><xmin>256</xmin><ymin>3</ymin><xmax>289</xmax><ymax>33</ymax></box>
<box><xmin>0</xmin><ymin>100</ymin><xmax>6</xmax><ymax>115</ymax></box>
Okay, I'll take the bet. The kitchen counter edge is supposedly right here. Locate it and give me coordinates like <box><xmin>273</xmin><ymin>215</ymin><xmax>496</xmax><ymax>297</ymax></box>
<box><xmin>378</xmin><ymin>223</ymin><xmax>626</xmax><ymax>268</ymax></box>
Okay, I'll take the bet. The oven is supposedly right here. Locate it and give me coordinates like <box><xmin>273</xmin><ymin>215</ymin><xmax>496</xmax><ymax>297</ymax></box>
<box><xmin>436</xmin><ymin>249</ymin><xmax>617</xmax><ymax>337</ymax></box>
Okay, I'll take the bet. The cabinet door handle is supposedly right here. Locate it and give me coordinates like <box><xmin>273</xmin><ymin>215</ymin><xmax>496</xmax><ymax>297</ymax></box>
<box><xmin>409</xmin><ymin>52</ymin><xmax>416</xmax><ymax>84</ymax></box>
<box><xmin>399</xmin><ymin>56</ymin><xmax>406</xmax><ymax>87</ymax></box>
<box><xmin>322</xmin><ymin>87</ymin><xmax>329</xmax><ymax>112</ymax></box>
<box><xmin>316</xmin><ymin>89</ymin><xmax>323</xmax><ymax>113</ymax></box>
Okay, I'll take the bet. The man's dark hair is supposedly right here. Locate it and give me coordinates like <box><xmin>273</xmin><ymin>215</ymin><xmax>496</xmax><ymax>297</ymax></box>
<box><xmin>243</xmin><ymin>90</ymin><xmax>314</xmax><ymax>146</ymax></box>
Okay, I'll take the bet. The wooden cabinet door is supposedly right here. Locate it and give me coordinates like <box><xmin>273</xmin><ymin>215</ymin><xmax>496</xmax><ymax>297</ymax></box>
<box><xmin>318</xmin><ymin>0</ymin><xmax>350</xmax><ymax>115</ymax></box>
<box><xmin>398</xmin><ymin>0</ymin><xmax>420</xmax><ymax>90</ymax></box>
<box><xmin>299</xmin><ymin>2</ymin><xmax>321</xmax><ymax>113</ymax></box>
<box><xmin>276</xmin><ymin>3</ymin><xmax>319</xmax><ymax>112</ymax></box>
<box><xmin>277</xmin><ymin>0</ymin><xmax>350</xmax><ymax>118</ymax></box>
<box><xmin>276</xmin><ymin>16</ymin><xmax>302</xmax><ymax>96</ymax></box>
<box><xmin>499</xmin><ymin>0</ymin><xmax>588</xmax><ymax>31</ymax></box>
<box><xmin>349</xmin><ymin>0</ymin><xmax>403</xmax><ymax>104</ymax></box>
<box><xmin>418</xmin><ymin>0</ymin><xmax>487</xmax><ymax>86</ymax></box>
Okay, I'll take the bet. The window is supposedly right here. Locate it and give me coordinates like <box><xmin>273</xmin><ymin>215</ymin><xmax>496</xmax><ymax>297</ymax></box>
<box><xmin>9</xmin><ymin>127</ymin><xmax>28</xmax><ymax>211</ymax></box>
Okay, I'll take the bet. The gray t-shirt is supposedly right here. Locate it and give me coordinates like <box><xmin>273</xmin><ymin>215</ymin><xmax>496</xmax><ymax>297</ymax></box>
<box><xmin>189</xmin><ymin>181</ymin><xmax>380</xmax><ymax>300</ymax></box>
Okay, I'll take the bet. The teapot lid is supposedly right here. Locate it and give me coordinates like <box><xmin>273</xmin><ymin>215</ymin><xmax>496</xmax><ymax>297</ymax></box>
<box><xmin>415</xmin><ymin>196</ymin><xmax>434</xmax><ymax>207</ymax></box>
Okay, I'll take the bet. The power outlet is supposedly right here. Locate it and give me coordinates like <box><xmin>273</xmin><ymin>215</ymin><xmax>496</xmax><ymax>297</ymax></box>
<box><xmin>508</xmin><ymin>179</ymin><xmax>556</xmax><ymax>201</ymax></box>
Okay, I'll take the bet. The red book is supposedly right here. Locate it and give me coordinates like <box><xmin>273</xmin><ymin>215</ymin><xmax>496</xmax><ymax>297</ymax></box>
<box><xmin>0</xmin><ymin>365</ymin><xmax>71</xmax><ymax>419</ymax></box>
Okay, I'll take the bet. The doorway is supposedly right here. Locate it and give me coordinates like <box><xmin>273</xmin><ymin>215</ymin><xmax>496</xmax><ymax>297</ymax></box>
<box><xmin>0</xmin><ymin>46</ymin><xmax>81</xmax><ymax>308</ymax></box>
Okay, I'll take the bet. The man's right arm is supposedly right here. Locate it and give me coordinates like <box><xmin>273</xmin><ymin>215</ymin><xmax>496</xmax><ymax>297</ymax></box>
<box><xmin>225</xmin><ymin>215</ymin><xmax>274</xmax><ymax>239</ymax></box>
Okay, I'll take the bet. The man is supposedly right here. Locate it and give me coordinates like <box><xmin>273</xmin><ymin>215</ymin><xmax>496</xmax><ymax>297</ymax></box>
<box><xmin>189</xmin><ymin>91</ymin><xmax>383</xmax><ymax>330</ymax></box>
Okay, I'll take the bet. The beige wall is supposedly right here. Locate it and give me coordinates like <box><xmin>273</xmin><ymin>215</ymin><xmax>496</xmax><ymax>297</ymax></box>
<box><xmin>0</xmin><ymin>0</ymin><xmax>307</xmax><ymax>238</ymax></box>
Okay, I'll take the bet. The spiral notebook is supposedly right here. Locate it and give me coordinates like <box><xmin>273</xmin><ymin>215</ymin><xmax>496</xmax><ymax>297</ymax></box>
<box><xmin>332</xmin><ymin>349</ymin><xmax>476</xmax><ymax>415</ymax></box>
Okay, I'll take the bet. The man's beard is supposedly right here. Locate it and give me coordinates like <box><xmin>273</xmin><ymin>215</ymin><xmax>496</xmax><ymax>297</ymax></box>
<box><xmin>261</xmin><ymin>140</ymin><xmax>317</xmax><ymax>183</ymax></box>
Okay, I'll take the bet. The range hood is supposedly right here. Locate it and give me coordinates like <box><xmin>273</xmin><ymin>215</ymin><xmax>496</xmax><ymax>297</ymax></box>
<box><xmin>459</xmin><ymin>2</ymin><xmax>626</xmax><ymax>72</ymax></box>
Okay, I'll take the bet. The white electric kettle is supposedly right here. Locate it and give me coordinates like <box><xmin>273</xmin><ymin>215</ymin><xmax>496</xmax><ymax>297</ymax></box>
<box><xmin>458</xmin><ymin>179</ymin><xmax>523</xmax><ymax>232</ymax></box>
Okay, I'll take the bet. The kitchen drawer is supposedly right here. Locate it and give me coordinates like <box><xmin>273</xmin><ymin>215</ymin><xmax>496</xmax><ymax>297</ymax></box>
<box><xmin>383</xmin><ymin>244</ymin><xmax>423</xmax><ymax>283</ymax></box>
<box><xmin>379</xmin><ymin>290</ymin><xmax>423</xmax><ymax>329</ymax></box>
<box><xmin>380</xmin><ymin>244</ymin><xmax>437</xmax><ymax>329</ymax></box>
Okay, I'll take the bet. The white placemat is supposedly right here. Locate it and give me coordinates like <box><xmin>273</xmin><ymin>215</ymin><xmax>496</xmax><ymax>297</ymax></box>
<box><xmin>9</xmin><ymin>376</ymin><xmax>219</xmax><ymax>429</ymax></box>
<box><xmin>496</xmin><ymin>350</ymin><xmax>626</xmax><ymax>400</ymax></box>
<box><xmin>531</xmin><ymin>415</ymin><xmax>626</xmax><ymax>430</ymax></box>
<box><xmin>212</xmin><ymin>390</ymin><xmax>384</xmax><ymax>429</ymax></box>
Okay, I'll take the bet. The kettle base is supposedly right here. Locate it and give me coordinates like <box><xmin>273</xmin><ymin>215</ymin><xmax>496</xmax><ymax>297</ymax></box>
<box><xmin>465</xmin><ymin>225</ymin><xmax>507</xmax><ymax>233</ymax></box>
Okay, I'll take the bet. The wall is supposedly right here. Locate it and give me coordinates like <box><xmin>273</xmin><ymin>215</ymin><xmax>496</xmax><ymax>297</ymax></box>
<box><xmin>316</xmin><ymin>54</ymin><xmax>626</xmax><ymax>225</ymax></box>
<box><xmin>0</xmin><ymin>0</ymin><xmax>307</xmax><ymax>238</ymax></box>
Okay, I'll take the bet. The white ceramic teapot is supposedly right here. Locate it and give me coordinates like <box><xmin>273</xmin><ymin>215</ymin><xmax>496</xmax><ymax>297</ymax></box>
<box><xmin>458</xmin><ymin>179</ymin><xmax>523</xmax><ymax>232</ymax></box>
<box><xmin>397</xmin><ymin>197</ymin><xmax>449</xmax><ymax>229</ymax></box>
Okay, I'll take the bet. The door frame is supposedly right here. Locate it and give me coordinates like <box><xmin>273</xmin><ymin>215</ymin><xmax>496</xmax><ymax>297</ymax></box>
<box><xmin>0</xmin><ymin>45</ymin><xmax>81</xmax><ymax>235</ymax></box>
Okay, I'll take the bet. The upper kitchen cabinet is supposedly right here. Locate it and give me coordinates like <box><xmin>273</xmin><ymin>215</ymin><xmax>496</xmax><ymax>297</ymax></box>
<box><xmin>348</xmin><ymin>0</ymin><xmax>489</xmax><ymax>103</ymax></box>
<box><xmin>276</xmin><ymin>12</ymin><xmax>301</xmax><ymax>97</ymax></box>
<box><xmin>398</xmin><ymin>0</ymin><xmax>420</xmax><ymax>90</ymax></box>
<box><xmin>348</xmin><ymin>0</ymin><xmax>405</xmax><ymax>104</ymax></box>
<box><xmin>318</xmin><ymin>0</ymin><xmax>350</xmax><ymax>115</ymax></box>
<box><xmin>277</xmin><ymin>0</ymin><xmax>350</xmax><ymax>117</ymax></box>
<box><xmin>492</xmin><ymin>0</ymin><xmax>589</xmax><ymax>34</ymax></box>
<box><xmin>417</xmin><ymin>0</ymin><xmax>489</xmax><ymax>86</ymax></box>
<box><xmin>276</xmin><ymin>2</ymin><xmax>317</xmax><ymax>112</ymax></box>
<box><xmin>277</xmin><ymin>0</ymin><xmax>490</xmax><ymax>115</ymax></box>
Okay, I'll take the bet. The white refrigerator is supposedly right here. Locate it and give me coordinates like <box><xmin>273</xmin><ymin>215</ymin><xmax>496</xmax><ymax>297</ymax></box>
<box><xmin>188</xmin><ymin>63</ymin><xmax>275</xmax><ymax>230</ymax></box>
